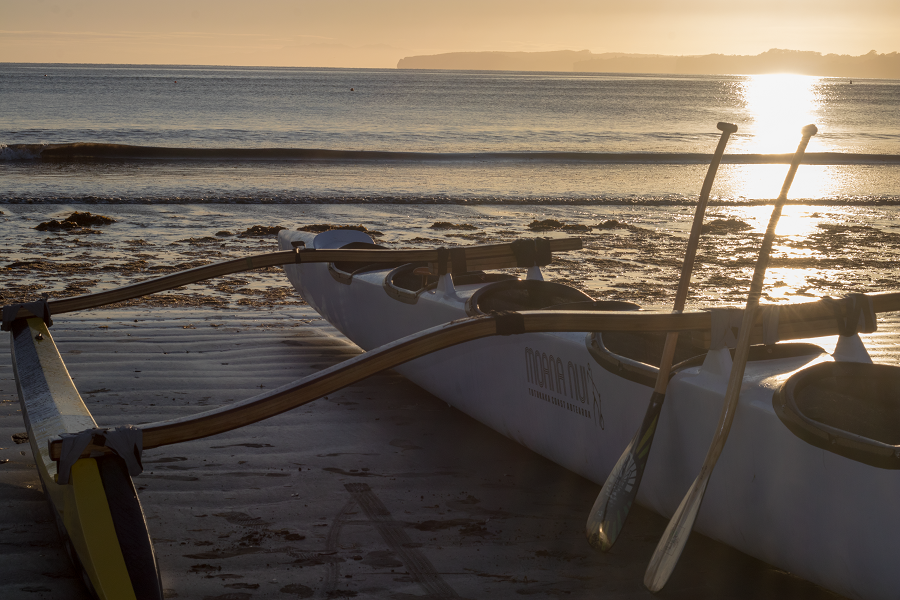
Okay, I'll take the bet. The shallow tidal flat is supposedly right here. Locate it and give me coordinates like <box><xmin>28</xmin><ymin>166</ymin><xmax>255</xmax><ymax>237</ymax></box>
<box><xmin>1</xmin><ymin>203</ymin><xmax>899</xmax><ymax>310</ymax></box>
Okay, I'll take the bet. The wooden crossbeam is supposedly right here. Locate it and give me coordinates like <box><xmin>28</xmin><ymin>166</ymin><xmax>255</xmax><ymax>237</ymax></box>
<box><xmin>8</xmin><ymin>237</ymin><xmax>582</xmax><ymax>319</ymax></box>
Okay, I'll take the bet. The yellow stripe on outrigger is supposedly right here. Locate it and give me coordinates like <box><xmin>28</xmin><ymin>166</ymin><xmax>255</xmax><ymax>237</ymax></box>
<box><xmin>10</xmin><ymin>318</ymin><xmax>138</xmax><ymax>600</ymax></box>
<box><xmin>64</xmin><ymin>458</ymin><xmax>137</xmax><ymax>600</ymax></box>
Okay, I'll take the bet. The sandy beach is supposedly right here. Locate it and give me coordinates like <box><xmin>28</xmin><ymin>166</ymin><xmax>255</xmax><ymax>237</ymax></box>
<box><xmin>5</xmin><ymin>305</ymin><xmax>881</xmax><ymax>599</ymax></box>
<box><xmin>2</xmin><ymin>199</ymin><xmax>900</xmax><ymax>598</ymax></box>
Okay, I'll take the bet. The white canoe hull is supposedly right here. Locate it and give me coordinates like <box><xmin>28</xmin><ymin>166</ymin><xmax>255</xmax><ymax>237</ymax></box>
<box><xmin>280</xmin><ymin>228</ymin><xmax>900</xmax><ymax>600</ymax></box>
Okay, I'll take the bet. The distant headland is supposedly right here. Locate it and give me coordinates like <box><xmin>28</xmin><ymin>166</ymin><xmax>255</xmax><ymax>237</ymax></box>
<box><xmin>397</xmin><ymin>49</ymin><xmax>899</xmax><ymax>79</ymax></box>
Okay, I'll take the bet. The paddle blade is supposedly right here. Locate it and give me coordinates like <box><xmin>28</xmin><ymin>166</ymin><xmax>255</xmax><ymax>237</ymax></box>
<box><xmin>586</xmin><ymin>391</ymin><xmax>663</xmax><ymax>551</ymax></box>
<box><xmin>644</xmin><ymin>471</ymin><xmax>711</xmax><ymax>592</ymax></box>
<box><xmin>586</xmin><ymin>437</ymin><xmax>639</xmax><ymax>551</ymax></box>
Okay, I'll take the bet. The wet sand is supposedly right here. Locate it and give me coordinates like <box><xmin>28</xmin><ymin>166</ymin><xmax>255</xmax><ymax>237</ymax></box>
<box><xmin>0</xmin><ymin>307</ymin><xmax>859</xmax><ymax>599</ymax></box>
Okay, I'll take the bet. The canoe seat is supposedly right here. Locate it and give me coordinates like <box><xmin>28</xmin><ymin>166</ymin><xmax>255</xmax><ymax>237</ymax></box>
<box><xmin>590</xmin><ymin>330</ymin><xmax>708</xmax><ymax>387</ymax></box>
<box><xmin>774</xmin><ymin>361</ymin><xmax>900</xmax><ymax>469</ymax></box>
<box><xmin>385</xmin><ymin>264</ymin><xmax>516</xmax><ymax>304</ymax></box>
<box><xmin>465</xmin><ymin>279</ymin><xmax>594</xmax><ymax>316</ymax></box>
<box><xmin>593</xmin><ymin>331</ymin><xmax>826</xmax><ymax>388</ymax></box>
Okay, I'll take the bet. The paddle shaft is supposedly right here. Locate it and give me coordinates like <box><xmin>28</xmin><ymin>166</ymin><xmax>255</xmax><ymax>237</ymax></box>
<box><xmin>644</xmin><ymin>124</ymin><xmax>818</xmax><ymax>592</ymax></box>
<box><xmin>586</xmin><ymin>122</ymin><xmax>737</xmax><ymax>552</ymax></box>
<box><xmin>660</xmin><ymin>122</ymin><xmax>739</xmax><ymax>386</ymax></box>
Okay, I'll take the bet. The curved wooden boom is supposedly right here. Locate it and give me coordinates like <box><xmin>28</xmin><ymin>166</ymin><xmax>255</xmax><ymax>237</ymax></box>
<box><xmin>45</xmin><ymin>290</ymin><xmax>900</xmax><ymax>461</ymax></box>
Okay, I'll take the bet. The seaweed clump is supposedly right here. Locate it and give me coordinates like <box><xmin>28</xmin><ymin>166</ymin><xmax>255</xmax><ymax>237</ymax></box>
<box><xmin>240</xmin><ymin>225</ymin><xmax>287</xmax><ymax>237</ymax></box>
<box><xmin>701</xmin><ymin>218</ymin><xmax>751</xmax><ymax>235</ymax></box>
<box><xmin>528</xmin><ymin>219</ymin><xmax>590</xmax><ymax>233</ymax></box>
<box><xmin>430</xmin><ymin>222</ymin><xmax>477</xmax><ymax>231</ymax></box>
<box><xmin>528</xmin><ymin>219</ymin><xmax>564</xmax><ymax>231</ymax></box>
<box><xmin>594</xmin><ymin>219</ymin><xmax>637</xmax><ymax>231</ymax></box>
<box><xmin>296</xmin><ymin>224</ymin><xmax>383</xmax><ymax>236</ymax></box>
<box><xmin>35</xmin><ymin>211</ymin><xmax>116</xmax><ymax>231</ymax></box>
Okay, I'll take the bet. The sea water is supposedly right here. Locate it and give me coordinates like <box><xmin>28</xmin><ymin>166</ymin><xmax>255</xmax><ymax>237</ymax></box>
<box><xmin>1</xmin><ymin>64</ymin><xmax>899</xmax><ymax>313</ymax></box>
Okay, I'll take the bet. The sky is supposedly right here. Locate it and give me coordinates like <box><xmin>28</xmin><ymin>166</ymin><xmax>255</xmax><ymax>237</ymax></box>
<box><xmin>1</xmin><ymin>0</ymin><xmax>898</xmax><ymax>68</ymax></box>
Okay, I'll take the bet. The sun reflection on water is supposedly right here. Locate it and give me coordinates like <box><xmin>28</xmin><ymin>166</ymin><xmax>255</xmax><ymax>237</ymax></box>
<box><xmin>728</xmin><ymin>164</ymin><xmax>835</xmax><ymax>201</ymax></box>
<box><xmin>728</xmin><ymin>204</ymin><xmax>822</xmax><ymax>240</ymax></box>
<box><xmin>725</xmin><ymin>74</ymin><xmax>842</xmax><ymax>202</ymax></box>
<box><xmin>739</xmin><ymin>74</ymin><xmax>823</xmax><ymax>154</ymax></box>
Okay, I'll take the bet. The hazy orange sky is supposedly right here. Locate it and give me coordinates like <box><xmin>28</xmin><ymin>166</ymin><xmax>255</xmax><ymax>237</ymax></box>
<box><xmin>2</xmin><ymin>0</ymin><xmax>898</xmax><ymax>68</ymax></box>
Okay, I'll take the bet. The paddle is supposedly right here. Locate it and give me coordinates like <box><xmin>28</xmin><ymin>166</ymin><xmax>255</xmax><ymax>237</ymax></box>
<box><xmin>585</xmin><ymin>122</ymin><xmax>738</xmax><ymax>552</ymax></box>
<box><xmin>643</xmin><ymin>124</ymin><xmax>818</xmax><ymax>592</ymax></box>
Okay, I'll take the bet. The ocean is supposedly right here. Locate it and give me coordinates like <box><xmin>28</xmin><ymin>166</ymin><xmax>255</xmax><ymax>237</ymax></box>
<box><xmin>1</xmin><ymin>63</ymin><xmax>899</xmax><ymax>311</ymax></box>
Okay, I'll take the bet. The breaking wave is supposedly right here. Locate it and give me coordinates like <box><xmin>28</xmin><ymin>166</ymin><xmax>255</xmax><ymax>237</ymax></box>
<box><xmin>3</xmin><ymin>195</ymin><xmax>900</xmax><ymax>206</ymax></box>
<box><xmin>2</xmin><ymin>142</ymin><xmax>900</xmax><ymax>166</ymax></box>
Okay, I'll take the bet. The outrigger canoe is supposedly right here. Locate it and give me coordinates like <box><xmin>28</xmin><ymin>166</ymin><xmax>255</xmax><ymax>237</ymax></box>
<box><xmin>278</xmin><ymin>226</ymin><xmax>900</xmax><ymax>600</ymax></box>
<box><xmin>5</xmin><ymin>233</ymin><xmax>900</xmax><ymax>600</ymax></box>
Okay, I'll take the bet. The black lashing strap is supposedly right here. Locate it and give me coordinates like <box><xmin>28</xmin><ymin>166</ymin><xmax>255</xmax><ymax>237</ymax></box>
<box><xmin>436</xmin><ymin>247</ymin><xmax>450</xmax><ymax>276</ymax></box>
<box><xmin>293</xmin><ymin>247</ymin><xmax>315</xmax><ymax>262</ymax></box>
<box><xmin>449</xmin><ymin>247</ymin><xmax>467</xmax><ymax>274</ymax></box>
<box><xmin>1</xmin><ymin>298</ymin><xmax>52</xmax><ymax>332</ymax></box>
<box><xmin>511</xmin><ymin>239</ymin><xmax>535</xmax><ymax>267</ymax></box>
<box><xmin>825</xmin><ymin>293</ymin><xmax>877</xmax><ymax>336</ymax></box>
<box><xmin>491</xmin><ymin>310</ymin><xmax>525</xmax><ymax>335</ymax></box>
<box><xmin>511</xmin><ymin>238</ymin><xmax>553</xmax><ymax>267</ymax></box>
<box><xmin>535</xmin><ymin>238</ymin><xmax>552</xmax><ymax>266</ymax></box>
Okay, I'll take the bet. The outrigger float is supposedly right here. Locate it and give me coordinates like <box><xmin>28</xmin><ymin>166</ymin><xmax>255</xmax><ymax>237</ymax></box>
<box><xmin>5</xmin><ymin>124</ymin><xmax>900</xmax><ymax>600</ymax></box>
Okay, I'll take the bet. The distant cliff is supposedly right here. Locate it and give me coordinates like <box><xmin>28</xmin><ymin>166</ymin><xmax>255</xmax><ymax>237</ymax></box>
<box><xmin>398</xmin><ymin>49</ymin><xmax>900</xmax><ymax>79</ymax></box>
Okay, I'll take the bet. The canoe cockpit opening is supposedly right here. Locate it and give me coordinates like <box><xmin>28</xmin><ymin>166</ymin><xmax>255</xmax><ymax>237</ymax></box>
<box><xmin>774</xmin><ymin>362</ymin><xmax>900</xmax><ymax>469</ymax></box>
<box><xmin>384</xmin><ymin>263</ymin><xmax>516</xmax><ymax>304</ymax></box>
<box><xmin>328</xmin><ymin>242</ymin><xmax>405</xmax><ymax>285</ymax></box>
<box><xmin>591</xmin><ymin>330</ymin><xmax>827</xmax><ymax>388</ymax></box>
<box><xmin>465</xmin><ymin>279</ymin><xmax>597</xmax><ymax>316</ymax></box>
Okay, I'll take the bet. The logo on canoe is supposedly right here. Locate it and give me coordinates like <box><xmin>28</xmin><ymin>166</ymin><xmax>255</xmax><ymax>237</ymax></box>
<box><xmin>524</xmin><ymin>346</ymin><xmax>604</xmax><ymax>429</ymax></box>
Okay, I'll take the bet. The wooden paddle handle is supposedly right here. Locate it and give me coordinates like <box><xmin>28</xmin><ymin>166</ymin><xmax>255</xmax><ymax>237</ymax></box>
<box><xmin>656</xmin><ymin>122</ymin><xmax>738</xmax><ymax>393</ymax></box>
